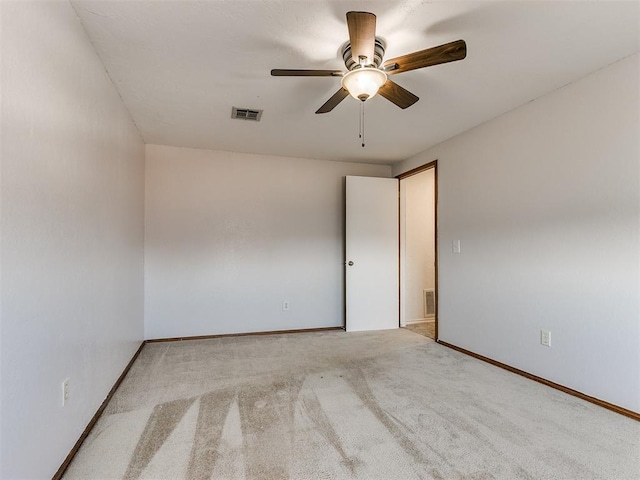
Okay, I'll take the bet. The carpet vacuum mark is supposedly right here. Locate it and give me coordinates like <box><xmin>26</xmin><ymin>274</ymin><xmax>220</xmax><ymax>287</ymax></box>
<box><xmin>62</xmin><ymin>329</ymin><xmax>640</xmax><ymax>480</ymax></box>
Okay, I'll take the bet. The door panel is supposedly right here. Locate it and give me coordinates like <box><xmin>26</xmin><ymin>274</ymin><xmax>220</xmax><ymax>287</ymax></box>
<box><xmin>345</xmin><ymin>176</ymin><xmax>399</xmax><ymax>332</ymax></box>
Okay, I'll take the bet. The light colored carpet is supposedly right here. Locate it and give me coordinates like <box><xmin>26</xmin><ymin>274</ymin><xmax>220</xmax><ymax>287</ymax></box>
<box><xmin>63</xmin><ymin>329</ymin><xmax>639</xmax><ymax>480</ymax></box>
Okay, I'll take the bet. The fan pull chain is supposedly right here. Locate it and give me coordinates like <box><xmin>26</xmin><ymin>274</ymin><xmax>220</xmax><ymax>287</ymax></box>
<box><xmin>360</xmin><ymin>100</ymin><xmax>365</xmax><ymax>148</ymax></box>
<box><xmin>358</xmin><ymin>101</ymin><xmax>362</xmax><ymax>141</ymax></box>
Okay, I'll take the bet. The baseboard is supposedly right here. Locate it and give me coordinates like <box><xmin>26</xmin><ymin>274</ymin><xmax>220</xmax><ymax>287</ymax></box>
<box><xmin>145</xmin><ymin>326</ymin><xmax>344</xmax><ymax>343</ymax></box>
<box><xmin>52</xmin><ymin>341</ymin><xmax>146</xmax><ymax>480</ymax></box>
<box><xmin>406</xmin><ymin>319</ymin><xmax>435</xmax><ymax>324</ymax></box>
<box><xmin>437</xmin><ymin>340</ymin><xmax>639</xmax><ymax>422</ymax></box>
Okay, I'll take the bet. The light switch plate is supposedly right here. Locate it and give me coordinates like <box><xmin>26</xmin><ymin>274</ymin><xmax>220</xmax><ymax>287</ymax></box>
<box><xmin>540</xmin><ymin>330</ymin><xmax>551</xmax><ymax>347</ymax></box>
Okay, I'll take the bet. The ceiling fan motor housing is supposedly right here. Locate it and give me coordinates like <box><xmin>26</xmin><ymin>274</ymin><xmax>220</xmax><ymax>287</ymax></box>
<box><xmin>343</xmin><ymin>38</ymin><xmax>386</xmax><ymax>71</ymax></box>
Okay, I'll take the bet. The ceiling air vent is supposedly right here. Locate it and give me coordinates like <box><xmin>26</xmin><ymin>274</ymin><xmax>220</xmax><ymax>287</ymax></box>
<box><xmin>231</xmin><ymin>107</ymin><xmax>263</xmax><ymax>121</ymax></box>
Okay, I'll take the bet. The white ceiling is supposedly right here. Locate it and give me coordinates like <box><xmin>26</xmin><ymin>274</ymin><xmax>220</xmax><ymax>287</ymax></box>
<box><xmin>71</xmin><ymin>1</ymin><xmax>639</xmax><ymax>165</ymax></box>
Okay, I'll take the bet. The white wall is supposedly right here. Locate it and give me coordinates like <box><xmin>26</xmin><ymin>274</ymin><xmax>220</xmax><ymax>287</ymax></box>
<box><xmin>401</xmin><ymin>170</ymin><xmax>436</xmax><ymax>323</ymax></box>
<box><xmin>0</xmin><ymin>2</ymin><xmax>145</xmax><ymax>478</ymax></box>
<box><xmin>394</xmin><ymin>54</ymin><xmax>640</xmax><ymax>412</ymax></box>
<box><xmin>145</xmin><ymin>145</ymin><xmax>390</xmax><ymax>339</ymax></box>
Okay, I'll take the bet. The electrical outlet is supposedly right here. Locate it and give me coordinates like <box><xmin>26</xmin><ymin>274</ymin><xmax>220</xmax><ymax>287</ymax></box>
<box><xmin>540</xmin><ymin>330</ymin><xmax>551</xmax><ymax>347</ymax></box>
<box><xmin>282</xmin><ymin>301</ymin><xmax>290</xmax><ymax>311</ymax></box>
<box><xmin>62</xmin><ymin>378</ymin><xmax>70</xmax><ymax>407</ymax></box>
<box><xmin>452</xmin><ymin>240</ymin><xmax>461</xmax><ymax>254</ymax></box>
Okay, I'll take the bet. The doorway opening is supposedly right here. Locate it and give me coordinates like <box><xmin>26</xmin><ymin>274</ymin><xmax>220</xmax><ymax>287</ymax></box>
<box><xmin>398</xmin><ymin>161</ymin><xmax>437</xmax><ymax>340</ymax></box>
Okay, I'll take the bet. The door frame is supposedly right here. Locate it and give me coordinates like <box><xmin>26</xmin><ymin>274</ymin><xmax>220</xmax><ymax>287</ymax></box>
<box><xmin>396</xmin><ymin>160</ymin><xmax>438</xmax><ymax>340</ymax></box>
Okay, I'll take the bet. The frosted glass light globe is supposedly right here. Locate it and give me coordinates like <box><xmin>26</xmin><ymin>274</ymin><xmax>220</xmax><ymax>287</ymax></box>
<box><xmin>341</xmin><ymin>68</ymin><xmax>387</xmax><ymax>101</ymax></box>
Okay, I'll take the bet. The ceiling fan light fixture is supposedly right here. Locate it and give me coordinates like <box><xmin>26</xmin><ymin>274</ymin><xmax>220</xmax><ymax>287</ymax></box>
<box><xmin>341</xmin><ymin>67</ymin><xmax>387</xmax><ymax>101</ymax></box>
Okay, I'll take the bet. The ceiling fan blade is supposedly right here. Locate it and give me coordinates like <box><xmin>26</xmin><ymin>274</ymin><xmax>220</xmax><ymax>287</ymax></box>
<box><xmin>377</xmin><ymin>79</ymin><xmax>419</xmax><ymax>109</ymax></box>
<box><xmin>382</xmin><ymin>39</ymin><xmax>467</xmax><ymax>75</ymax></box>
<box><xmin>316</xmin><ymin>88</ymin><xmax>349</xmax><ymax>114</ymax></box>
<box><xmin>346</xmin><ymin>11</ymin><xmax>376</xmax><ymax>65</ymax></box>
<box><xmin>271</xmin><ymin>69</ymin><xmax>344</xmax><ymax>77</ymax></box>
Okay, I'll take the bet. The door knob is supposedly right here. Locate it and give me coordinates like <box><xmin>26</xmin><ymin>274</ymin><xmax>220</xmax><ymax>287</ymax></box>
<box><xmin>348</xmin><ymin>261</ymin><xmax>354</xmax><ymax>266</ymax></box>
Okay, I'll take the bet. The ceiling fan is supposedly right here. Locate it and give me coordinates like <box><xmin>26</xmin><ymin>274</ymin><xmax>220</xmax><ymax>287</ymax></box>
<box><xmin>271</xmin><ymin>11</ymin><xmax>467</xmax><ymax>114</ymax></box>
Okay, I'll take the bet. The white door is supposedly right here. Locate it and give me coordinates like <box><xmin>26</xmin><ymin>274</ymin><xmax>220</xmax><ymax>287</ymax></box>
<box><xmin>345</xmin><ymin>176</ymin><xmax>399</xmax><ymax>332</ymax></box>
